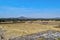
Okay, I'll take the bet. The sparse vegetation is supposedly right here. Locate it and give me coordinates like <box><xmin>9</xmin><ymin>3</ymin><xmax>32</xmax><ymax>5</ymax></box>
<box><xmin>54</xmin><ymin>25</ymin><xmax>60</xmax><ymax>28</ymax></box>
<box><xmin>0</xmin><ymin>18</ymin><xmax>60</xmax><ymax>40</ymax></box>
<box><xmin>37</xmin><ymin>38</ymin><xmax>45</xmax><ymax>40</ymax></box>
<box><xmin>57</xmin><ymin>38</ymin><xmax>60</xmax><ymax>40</ymax></box>
<box><xmin>0</xmin><ymin>28</ymin><xmax>6</xmax><ymax>40</ymax></box>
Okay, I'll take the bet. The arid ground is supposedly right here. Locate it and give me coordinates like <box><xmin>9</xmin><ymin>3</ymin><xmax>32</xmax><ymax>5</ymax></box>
<box><xmin>0</xmin><ymin>21</ymin><xmax>60</xmax><ymax>40</ymax></box>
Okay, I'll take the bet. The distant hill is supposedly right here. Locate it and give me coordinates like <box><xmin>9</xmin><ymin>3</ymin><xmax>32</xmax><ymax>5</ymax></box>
<box><xmin>17</xmin><ymin>16</ymin><xmax>29</xmax><ymax>19</ymax></box>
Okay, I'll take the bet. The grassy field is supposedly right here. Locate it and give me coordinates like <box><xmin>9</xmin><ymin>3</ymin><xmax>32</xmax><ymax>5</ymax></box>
<box><xmin>0</xmin><ymin>21</ymin><xmax>60</xmax><ymax>39</ymax></box>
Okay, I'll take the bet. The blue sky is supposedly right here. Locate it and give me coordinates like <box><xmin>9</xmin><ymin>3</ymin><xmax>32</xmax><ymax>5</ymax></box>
<box><xmin>0</xmin><ymin>0</ymin><xmax>60</xmax><ymax>18</ymax></box>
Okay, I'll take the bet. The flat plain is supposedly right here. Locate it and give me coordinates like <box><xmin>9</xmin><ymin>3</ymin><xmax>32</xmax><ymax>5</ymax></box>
<box><xmin>0</xmin><ymin>21</ymin><xmax>60</xmax><ymax>39</ymax></box>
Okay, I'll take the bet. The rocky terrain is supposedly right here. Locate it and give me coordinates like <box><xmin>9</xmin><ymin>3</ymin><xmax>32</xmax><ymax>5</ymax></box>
<box><xmin>9</xmin><ymin>30</ymin><xmax>60</xmax><ymax>40</ymax></box>
<box><xmin>0</xmin><ymin>28</ymin><xmax>60</xmax><ymax>40</ymax></box>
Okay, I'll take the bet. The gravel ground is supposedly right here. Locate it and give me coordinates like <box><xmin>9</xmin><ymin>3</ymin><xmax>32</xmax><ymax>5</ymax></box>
<box><xmin>9</xmin><ymin>30</ymin><xmax>60</xmax><ymax>40</ymax></box>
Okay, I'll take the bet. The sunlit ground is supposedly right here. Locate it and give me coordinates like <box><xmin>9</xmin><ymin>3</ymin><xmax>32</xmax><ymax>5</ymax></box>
<box><xmin>0</xmin><ymin>21</ymin><xmax>60</xmax><ymax>39</ymax></box>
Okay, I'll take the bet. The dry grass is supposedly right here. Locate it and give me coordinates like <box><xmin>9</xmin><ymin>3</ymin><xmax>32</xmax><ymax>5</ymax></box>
<box><xmin>0</xmin><ymin>21</ymin><xmax>60</xmax><ymax>39</ymax></box>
